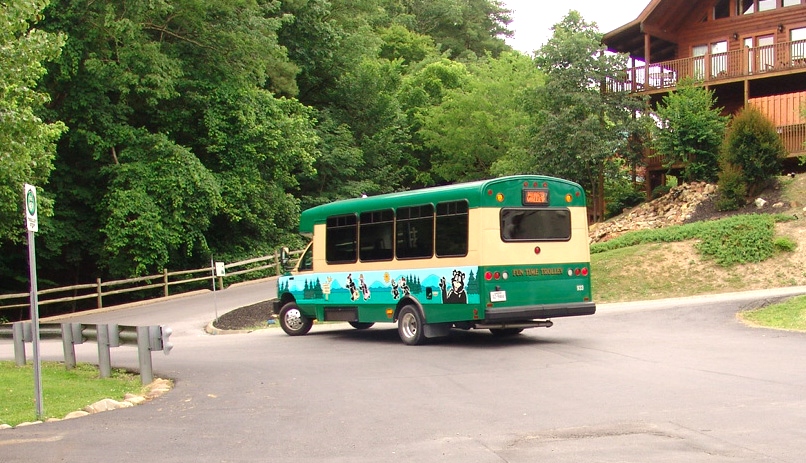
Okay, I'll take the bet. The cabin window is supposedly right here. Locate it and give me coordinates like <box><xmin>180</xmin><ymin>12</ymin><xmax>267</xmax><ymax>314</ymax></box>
<box><xmin>792</xmin><ymin>28</ymin><xmax>806</xmax><ymax>60</ymax></box>
<box><xmin>396</xmin><ymin>204</ymin><xmax>434</xmax><ymax>259</ymax></box>
<box><xmin>435</xmin><ymin>201</ymin><xmax>468</xmax><ymax>257</ymax></box>
<box><xmin>758</xmin><ymin>0</ymin><xmax>776</xmax><ymax>11</ymax></box>
<box><xmin>711</xmin><ymin>41</ymin><xmax>728</xmax><ymax>76</ymax></box>
<box><xmin>693</xmin><ymin>44</ymin><xmax>708</xmax><ymax>79</ymax></box>
<box><xmin>714</xmin><ymin>0</ymin><xmax>730</xmax><ymax>19</ymax></box>
<box><xmin>738</xmin><ymin>0</ymin><xmax>754</xmax><ymax>14</ymax></box>
<box><xmin>783</xmin><ymin>0</ymin><xmax>801</xmax><ymax>6</ymax></box>
<box><xmin>326</xmin><ymin>214</ymin><xmax>357</xmax><ymax>264</ymax></box>
<box><xmin>359</xmin><ymin>209</ymin><xmax>394</xmax><ymax>262</ymax></box>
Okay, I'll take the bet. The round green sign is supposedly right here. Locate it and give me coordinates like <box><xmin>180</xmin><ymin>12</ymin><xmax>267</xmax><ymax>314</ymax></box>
<box><xmin>26</xmin><ymin>189</ymin><xmax>37</xmax><ymax>215</ymax></box>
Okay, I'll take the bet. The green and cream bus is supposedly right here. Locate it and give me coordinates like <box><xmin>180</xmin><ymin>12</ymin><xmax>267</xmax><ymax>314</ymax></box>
<box><xmin>275</xmin><ymin>175</ymin><xmax>595</xmax><ymax>345</ymax></box>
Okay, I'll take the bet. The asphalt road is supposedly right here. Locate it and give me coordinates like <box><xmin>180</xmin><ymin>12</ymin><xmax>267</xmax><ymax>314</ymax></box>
<box><xmin>2</xmin><ymin>281</ymin><xmax>806</xmax><ymax>462</ymax></box>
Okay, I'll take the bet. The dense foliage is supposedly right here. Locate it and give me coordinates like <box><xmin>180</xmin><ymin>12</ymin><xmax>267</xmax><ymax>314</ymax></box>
<box><xmin>590</xmin><ymin>213</ymin><xmax>794</xmax><ymax>267</ymax></box>
<box><xmin>1</xmin><ymin>3</ymin><xmax>653</xmax><ymax>293</ymax></box>
<box><xmin>0</xmin><ymin>0</ymin><xmax>65</xmax><ymax>244</ymax></box>
<box><xmin>652</xmin><ymin>79</ymin><xmax>729</xmax><ymax>183</ymax></box>
<box><xmin>719</xmin><ymin>106</ymin><xmax>786</xmax><ymax>200</ymax></box>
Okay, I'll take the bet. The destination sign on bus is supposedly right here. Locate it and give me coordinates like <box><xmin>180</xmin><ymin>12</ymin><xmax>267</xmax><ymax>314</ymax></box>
<box><xmin>522</xmin><ymin>189</ymin><xmax>549</xmax><ymax>206</ymax></box>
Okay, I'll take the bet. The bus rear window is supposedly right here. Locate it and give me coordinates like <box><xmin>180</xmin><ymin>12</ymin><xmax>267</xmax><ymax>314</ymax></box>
<box><xmin>326</xmin><ymin>214</ymin><xmax>357</xmax><ymax>263</ymax></box>
<box><xmin>500</xmin><ymin>209</ymin><xmax>571</xmax><ymax>241</ymax></box>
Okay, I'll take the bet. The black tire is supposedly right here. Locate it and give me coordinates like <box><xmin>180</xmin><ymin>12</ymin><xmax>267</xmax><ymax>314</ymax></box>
<box><xmin>348</xmin><ymin>322</ymin><xmax>375</xmax><ymax>330</ymax></box>
<box><xmin>279</xmin><ymin>302</ymin><xmax>313</xmax><ymax>336</ymax></box>
<box><xmin>490</xmin><ymin>328</ymin><xmax>524</xmax><ymax>337</ymax></box>
<box><xmin>397</xmin><ymin>305</ymin><xmax>426</xmax><ymax>346</ymax></box>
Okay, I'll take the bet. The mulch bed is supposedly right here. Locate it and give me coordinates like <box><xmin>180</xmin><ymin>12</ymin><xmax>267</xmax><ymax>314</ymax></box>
<box><xmin>212</xmin><ymin>300</ymin><xmax>276</xmax><ymax>330</ymax></box>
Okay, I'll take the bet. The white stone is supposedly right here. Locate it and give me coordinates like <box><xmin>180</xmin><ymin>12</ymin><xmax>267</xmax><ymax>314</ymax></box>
<box><xmin>84</xmin><ymin>398</ymin><xmax>131</xmax><ymax>414</ymax></box>
<box><xmin>772</xmin><ymin>202</ymin><xmax>784</xmax><ymax>208</ymax></box>
<box><xmin>125</xmin><ymin>395</ymin><xmax>146</xmax><ymax>406</ymax></box>
<box><xmin>755</xmin><ymin>198</ymin><xmax>768</xmax><ymax>208</ymax></box>
<box><xmin>16</xmin><ymin>421</ymin><xmax>43</xmax><ymax>427</ymax></box>
<box><xmin>64</xmin><ymin>411</ymin><xmax>90</xmax><ymax>420</ymax></box>
<box><xmin>0</xmin><ymin>424</ymin><xmax>12</xmax><ymax>430</ymax></box>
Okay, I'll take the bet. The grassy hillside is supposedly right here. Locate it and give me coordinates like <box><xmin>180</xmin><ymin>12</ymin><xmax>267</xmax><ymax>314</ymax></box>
<box><xmin>591</xmin><ymin>174</ymin><xmax>806</xmax><ymax>304</ymax></box>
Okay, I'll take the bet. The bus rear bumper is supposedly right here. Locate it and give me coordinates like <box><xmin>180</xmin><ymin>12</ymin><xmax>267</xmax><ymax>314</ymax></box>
<box><xmin>483</xmin><ymin>302</ymin><xmax>596</xmax><ymax>322</ymax></box>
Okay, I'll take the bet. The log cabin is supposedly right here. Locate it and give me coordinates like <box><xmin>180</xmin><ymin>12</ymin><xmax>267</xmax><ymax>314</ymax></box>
<box><xmin>603</xmin><ymin>0</ymin><xmax>806</xmax><ymax>193</ymax></box>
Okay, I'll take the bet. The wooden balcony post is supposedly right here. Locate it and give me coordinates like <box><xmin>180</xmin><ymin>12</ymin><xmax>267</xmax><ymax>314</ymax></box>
<box><xmin>644</xmin><ymin>33</ymin><xmax>652</xmax><ymax>90</ymax></box>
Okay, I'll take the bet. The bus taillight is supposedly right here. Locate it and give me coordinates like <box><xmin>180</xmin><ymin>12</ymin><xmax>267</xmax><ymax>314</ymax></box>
<box><xmin>485</xmin><ymin>271</ymin><xmax>493</xmax><ymax>280</ymax></box>
<box><xmin>534</xmin><ymin>246</ymin><xmax>541</xmax><ymax>255</ymax></box>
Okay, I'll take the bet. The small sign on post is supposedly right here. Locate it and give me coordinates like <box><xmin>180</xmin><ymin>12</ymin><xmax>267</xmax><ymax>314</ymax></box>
<box><xmin>24</xmin><ymin>183</ymin><xmax>38</xmax><ymax>232</ymax></box>
<box><xmin>24</xmin><ymin>183</ymin><xmax>43</xmax><ymax>419</ymax></box>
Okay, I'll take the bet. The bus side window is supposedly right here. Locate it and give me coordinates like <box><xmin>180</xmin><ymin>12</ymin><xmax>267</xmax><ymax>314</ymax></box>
<box><xmin>436</xmin><ymin>200</ymin><xmax>468</xmax><ymax>257</ymax></box>
<box><xmin>298</xmin><ymin>243</ymin><xmax>314</xmax><ymax>271</ymax></box>
<box><xmin>396</xmin><ymin>204</ymin><xmax>434</xmax><ymax>259</ymax></box>
<box><xmin>359</xmin><ymin>209</ymin><xmax>394</xmax><ymax>262</ymax></box>
<box><xmin>326</xmin><ymin>214</ymin><xmax>357</xmax><ymax>263</ymax></box>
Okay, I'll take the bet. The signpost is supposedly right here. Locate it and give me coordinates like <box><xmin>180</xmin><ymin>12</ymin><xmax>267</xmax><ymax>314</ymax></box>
<box><xmin>24</xmin><ymin>183</ymin><xmax>44</xmax><ymax>419</ymax></box>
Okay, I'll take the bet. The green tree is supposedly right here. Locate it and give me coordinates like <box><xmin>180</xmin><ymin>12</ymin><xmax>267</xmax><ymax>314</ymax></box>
<box><xmin>652</xmin><ymin>79</ymin><xmax>729</xmax><ymax>183</ymax></box>
<box><xmin>495</xmin><ymin>12</ymin><xmax>642</xmax><ymax>222</ymax></box>
<box><xmin>0</xmin><ymin>0</ymin><xmax>66</xmax><ymax>243</ymax></box>
<box><xmin>36</xmin><ymin>0</ymin><xmax>317</xmax><ymax>280</ymax></box>
<box><xmin>719</xmin><ymin>106</ymin><xmax>786</xmax><ymax>198</ymax></box>
<box><xmin>421</xmin><ymin>52</ymin><xmax>540</xmax><ymax>182</ymax></box>
<box><xmin>388</xmin><ymin>0</ymin><xmax>513</xmax><ymax>59</ymax></box>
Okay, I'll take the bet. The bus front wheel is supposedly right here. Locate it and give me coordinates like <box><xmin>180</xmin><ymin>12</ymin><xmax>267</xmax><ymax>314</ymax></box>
<box><xmin>397</xmin><ymin>305</ymin><xmax>425</xmax><ymax>346</ymax></box>
<box><xmin>279</xmin><ymin>303</ymin><xmax>313</xmax><ymax>336</ymax></box>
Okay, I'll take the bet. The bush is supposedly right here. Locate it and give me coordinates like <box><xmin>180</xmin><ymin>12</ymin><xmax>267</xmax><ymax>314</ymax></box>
<box><xmin>605</xmin><ymin>182</ymin><xmax>645</xmax><ymax>219</ymax></box>
<box><xmin>773</xmin><ymin>236</ymin><xmax>797</xmax><ymax>253</ymax></box>
<box><xmin>590</xmin><ymin>213</ymin><xmax>794</xmax><ymax>267</ymax></box>
<box><xmin>716</xmin><ymin>162</ymin><xmax>746</xmax><ymax>211</ymax></box>
<box><xmin>720</xmin><ymin>106</ymin><xmax>786</xmax><ymax>197</ymax></box>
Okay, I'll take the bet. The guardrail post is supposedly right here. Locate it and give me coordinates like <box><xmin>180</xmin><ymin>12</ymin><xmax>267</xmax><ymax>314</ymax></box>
<box><xmin>97</xmin><ymin>324</ymin><xmax>112</xmax><ymax>378</ymax></box>
<box><xmin>61</xmin><ymin>323</ymin><xmax>76</xmax><ymax>370</ymax></box>
<box><xmin>12</xmin><ymin>322</ymin><xmax>26</xmax><ymax>366</ymax></box>
<box><xmin>96</xmin><ymin>277</ymin><xmax>103</xmax><ymax>308</ymax></box>
<box><xmin>163</xmin><ymin>268</ymin><xmax>169</xmax><ymax>297</ymax></box>
<box><xmin>136</xmin><ymin>326</ymin><xmax>153</xmax><ymax>385</ymax></box>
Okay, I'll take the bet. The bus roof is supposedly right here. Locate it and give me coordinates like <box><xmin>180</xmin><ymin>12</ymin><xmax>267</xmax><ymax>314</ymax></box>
<box><xmin>298</xmin><ymin>175</ymin><xmax>585</xmax><ymax>234</ymax></box>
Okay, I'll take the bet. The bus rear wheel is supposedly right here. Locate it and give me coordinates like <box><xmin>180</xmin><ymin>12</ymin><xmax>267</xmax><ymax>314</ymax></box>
<box><xmin>348</xmin><ymin>322</ymin><xmax>374</xmax><ymax>330</ymax></box>
<box><xmin>397</xmin><ymin>305</ymin><xmax>425</xmax><ymax>346</ymax></box>
<box><xmin>279</xmin><ymin>303</ymin><xmax>313</xmax><ymax>336</ymax></box>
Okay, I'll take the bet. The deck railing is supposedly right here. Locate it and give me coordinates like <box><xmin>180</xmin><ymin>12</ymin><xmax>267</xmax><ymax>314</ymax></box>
<box><xmin>609</xmin><ymin>39</ymin><xmax>806</xmax><ymax>94</ymax></box>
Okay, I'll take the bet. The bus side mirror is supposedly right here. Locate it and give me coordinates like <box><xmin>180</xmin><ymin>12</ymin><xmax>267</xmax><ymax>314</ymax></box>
<box><xmin>280</xmin><ymin>247</ymin><xmax>291</xmax><ymax>270</ymax></box>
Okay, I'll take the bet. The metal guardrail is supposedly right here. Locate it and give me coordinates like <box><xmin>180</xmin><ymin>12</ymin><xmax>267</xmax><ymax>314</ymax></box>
<box><xmin>0</xmin><ymin>249</ymin><xmax>304</xmax><ymax>316</ymax></box>
<box><xmin>0</xmin><ymin>322</ymin><xmax>172</xmax><ymax>385</ymax></box>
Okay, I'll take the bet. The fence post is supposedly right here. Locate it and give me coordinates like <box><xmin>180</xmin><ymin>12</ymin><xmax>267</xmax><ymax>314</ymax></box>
<box><xmin>96</xmin><ymin>277</ymin><xmax>103</xmax><ymax>308</ymax></box>
<box><xmin>61</xmin><ymin>323</ymin><xmax>76</xmax><ymax>370</ymax></box>
<box><xmin>275</xmin><ymin>249</ymin><xmax>280</xmax><ymax>276</ymax></box>
<box><xmin>97</xmin><ymin>324</ymin><xmax>112</xmax><ymax>378</ymax></box>
<box><xmin>12</xmin><ymin>322</ymin><xmax>26</xmax><ymax>366</ymax></box>
<box><xmin>136</xmin><ymin>326</ymin><xmax>153</xmax><ymax>385</ymax></box>
<box><xmin>163</xmin><ymin>268</ymin><xmax>169</xmax><ymax>297</ymax></box>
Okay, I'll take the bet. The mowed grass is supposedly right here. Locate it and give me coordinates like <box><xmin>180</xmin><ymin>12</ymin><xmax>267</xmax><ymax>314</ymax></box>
<box><xmin>742</xmin><ymin>295</ymin><xmax>806</xmax><ymax>330</ymax></box>
<box><xmin>0</xmin><ymin>361</ymin><xmax>143</xmax><ymax>427</ymax></box>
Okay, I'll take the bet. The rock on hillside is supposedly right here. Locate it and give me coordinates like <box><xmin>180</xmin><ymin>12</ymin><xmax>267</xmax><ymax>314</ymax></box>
<box><xmin>589</xmin><ymin>182</ymin><xmax>718</xmax><ymax>243</ymax></box>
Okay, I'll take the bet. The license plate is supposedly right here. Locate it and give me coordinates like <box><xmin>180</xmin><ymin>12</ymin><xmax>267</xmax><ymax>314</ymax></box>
<box><xmin>490</xmin><ymin>291</ymin><xmax>507</xmax><ymax>302</ymax></box>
